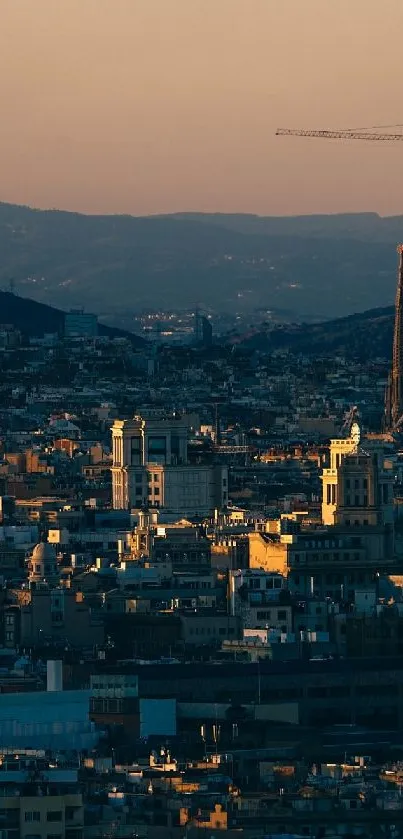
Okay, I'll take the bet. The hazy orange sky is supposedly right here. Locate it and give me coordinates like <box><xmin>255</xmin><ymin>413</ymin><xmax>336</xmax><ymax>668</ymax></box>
<box><xmin>1</xmin><ymin>0</ymin><xmax>403</xmax><ymax>216</ymax></box>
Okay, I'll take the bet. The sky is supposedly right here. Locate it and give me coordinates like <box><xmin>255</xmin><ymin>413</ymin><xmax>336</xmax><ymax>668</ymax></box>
<box><xmin>1</xmin><ymin>0</ymin><xmax>403</xmax><ymax>216</ymax></box>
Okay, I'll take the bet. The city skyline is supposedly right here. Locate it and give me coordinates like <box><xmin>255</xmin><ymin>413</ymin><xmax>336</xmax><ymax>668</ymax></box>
<box><xmin>1</xmin><ymin>0</ymin><xmax>403</xmax><ymax>216</ymax></box>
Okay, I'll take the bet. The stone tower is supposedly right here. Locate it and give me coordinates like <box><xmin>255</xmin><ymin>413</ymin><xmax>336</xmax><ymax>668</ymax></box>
<box><xmin>385</xmin><ymin>244</ymin><xmax>403</xmax><ymax>430</ymax></box>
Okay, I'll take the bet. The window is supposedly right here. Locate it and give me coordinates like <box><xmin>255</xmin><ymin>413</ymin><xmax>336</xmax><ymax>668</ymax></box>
<box><xmin>277</xmin><ymin>610</ymin><xmax>287</xmax><ymax>620</ymax></box>
<box><xmin>25</xmin><ymin>812</ymin><xmax>40</xmax><ymax>822</ymax></box>
<box><xmin>47</xmin><ymin>812</ymin><xmax>62</xmax><ymax>823</ymax></box>
<box><xmin>130</xmin><ymin>436</ymin><xmax>141</xmax><ymax>466</ymax></box>
<box><xmin>5</xmin><ymin>631</ymin><xmax>13</xmax><ymax>642</ymax></box>
<box><xmin>171</xmin><ymin>434</ymin><xmax>181</xmax><ymax>462</ymax></box>
<box><xmin>5</xmin><ymin>614</ymin><xmax>13</xmax><ymax>625</ymax></box>
<box><xmin>147</xmin><ymin>436</ymin><xmax>167</xmax><ymax>465</ymax></box>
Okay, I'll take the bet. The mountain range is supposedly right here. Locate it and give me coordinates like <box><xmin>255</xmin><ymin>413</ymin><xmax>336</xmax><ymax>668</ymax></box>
<box><xmin>0</xmin><ymin>203</ymin><xmax>402</xmax><ymax>321</ymax></box>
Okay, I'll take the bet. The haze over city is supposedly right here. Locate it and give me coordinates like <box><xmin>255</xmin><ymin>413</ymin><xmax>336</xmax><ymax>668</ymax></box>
<box><xmin>2</xmin><ymin>0</ymin><xmax>403</xmax><ymax>216</ymax></box>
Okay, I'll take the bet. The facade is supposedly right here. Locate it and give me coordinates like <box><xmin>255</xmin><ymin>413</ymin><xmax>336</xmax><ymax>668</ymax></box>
<box><xmin>89</xmin><ymin>656</ymin><xmax>403</xmax><ymax>731</ymax></box>
<box><xmin>0</xmin><ymin>690</ymin><xmax>96</xmax><ymax>750</ymax></box>
<box><xmin>335</xmin><ymin>449</ymin><xmax>395</xmax><ymax>529</ymax></box>
<box><xmin>1</xmin><ymin>787</ymin><xmax>83</xmax><ymax>839</ymax></box>
<box><xmin>111</xmin><ymin>414</ymin><xmax>228</xmax><ymax>514</ymax></box>
<box><xmin>180</xmin><ymin>613</ymin><xmax>241</xmax><ymax>645</ymax></box>
<box><xmin>249</xmin><ymin>526</ymin><xmax>398</xmax><ymax>601</ymax></box>
<box><xmin>152</xmin><ymin>526</ymin><xmax>212</xmax><ymax>572</ymax></box>
<box><xmin>7</xmin><ymin>587</ymin><xmax>104</xmax><ymax>649</ymax></box>
<box><xmin>322</xmin><ymin>435</ymin><xmax>395</xmax><ymax>527</ymax></box>
<box><xmin>64</xmin><ymin>309</ymin><xmax>98</xmax><ymax>338</ymax></box>
<box><xmin>321</xmin><ymin>436</ymin><xmax>357</xmax><ymax>525</ymax></box>
<box><xmin>89</xmin><ymin>673</ymin><xmax>176</xmax><ymax>737</ymax></box>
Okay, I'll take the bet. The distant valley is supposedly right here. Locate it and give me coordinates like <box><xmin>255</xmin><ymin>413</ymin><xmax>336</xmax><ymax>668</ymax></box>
<box><xmin>0</xmin><ymin>288</ymin><xmax>395</xmax><ymax>363</ymax></box>
<box><xmin>0</xmin><ymin>203</ymin><xmax>401</xmax><ymax>321</ymax></box>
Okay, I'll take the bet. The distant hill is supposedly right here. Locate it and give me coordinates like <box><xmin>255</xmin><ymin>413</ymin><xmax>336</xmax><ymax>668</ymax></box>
<box><xmin>0</xmin><ymin>203</ymin><xmax>401</xmax><ymax>320</ymax></box>
<box><xmin>161</xmin><ymin>211</ymin><xmax>403</xmax><ymax>243</ymax></box>
<box><xmin>236</xmin><ymin>305</ymin><xmax>395</xmax><ymax>360</ymax></box>
<box><xmin>1</xmin><ymin>286</ymin><xmax>395</xmax><ymax>361</ymax></box>
<box><xmin>0</xmin><ymin>291</ymin><xmax>145</xmax><ymax>345</ymax></box>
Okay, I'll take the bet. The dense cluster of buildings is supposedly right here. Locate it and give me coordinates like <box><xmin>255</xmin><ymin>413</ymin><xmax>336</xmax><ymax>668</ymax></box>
<box><xmin>0</xmin><ymin>306</ymin><xmax>403</xmax><ymax>838</ymax></box>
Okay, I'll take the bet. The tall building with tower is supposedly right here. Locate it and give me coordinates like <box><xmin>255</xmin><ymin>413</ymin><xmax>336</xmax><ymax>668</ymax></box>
<box><xmin>321</xmin><ymin>425</ymin><xmax>360</xmax><ymax>525</ymax></box>
<box><xmin>385</xmin><ymin>245</ymin><xmax>403</xmax><ymax>430</ymax></box>
<box><xmin>194</xmin><ymin>308</ymin><xmax>213</xmax><ymax>347</ymax></box>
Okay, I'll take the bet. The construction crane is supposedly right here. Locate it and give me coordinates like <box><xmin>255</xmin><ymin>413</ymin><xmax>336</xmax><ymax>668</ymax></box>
<box><xmin>276</xmin><ymin>127</ymin><xmax>403</xmax><ymax>142</ymax></box>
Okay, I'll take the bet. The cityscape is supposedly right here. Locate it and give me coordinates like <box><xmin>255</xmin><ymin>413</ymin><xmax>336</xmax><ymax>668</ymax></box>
<box><xmin>3</xmin><ymin>2</ymin><xmax>403</xmax><ymax>838</ymax></box>
<box><xmin>0</xmin><ymin>241</ymin><xmax>402</xmax><ymax>837</ymax></box>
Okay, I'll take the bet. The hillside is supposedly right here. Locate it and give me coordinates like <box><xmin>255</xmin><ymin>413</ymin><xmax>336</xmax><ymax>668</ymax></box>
<box><xmin>0</xmin><ymin>291</ymin><xmax>145</xmax><ymax>345</ymax></box>
<box><xmin>162</xmin><ymin>211</ymin><xmax>403</xmax><ymax>243</ymax></box>
<box><xmin>238</xmin><ymin>306</ymin><xmax>395</xmax><ymax>360</ymax></box>
<box><xmin>0</xmin><ymin>286</ymin><xmax>395</xmax><ymax>362</ymax></box>
<box><xmin>0</xmin><ymin>203</ymin><xmax>400</xmax><ymax>320</ymax></box>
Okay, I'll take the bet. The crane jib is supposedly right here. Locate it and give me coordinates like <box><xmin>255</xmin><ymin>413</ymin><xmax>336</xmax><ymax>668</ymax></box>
<box><xmin>276</xmin><ymin>128</ymin><xmax>403</xmax><ymax>141</ymax></box>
